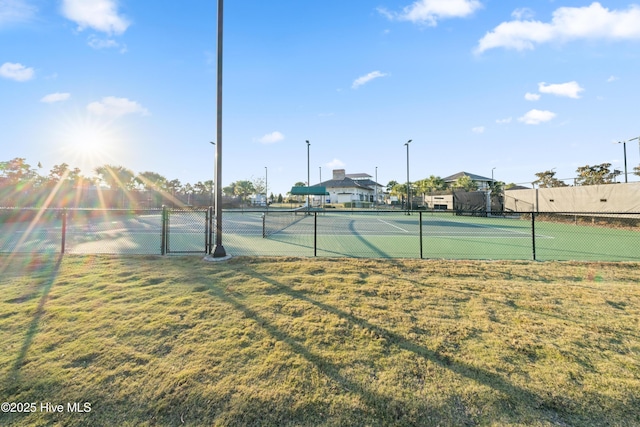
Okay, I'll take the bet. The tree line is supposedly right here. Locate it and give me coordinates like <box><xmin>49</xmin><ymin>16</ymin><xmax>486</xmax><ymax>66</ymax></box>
<box><xmin>532</xmin><ymin>163</ymin><xmax>640</xmax><ymax>188</ymax></box>
<box><xmin>2</xmin><ymin>157</ymin><xmax>638</xmax><ymax>208</ymax></box>
<box><xmin>0</xmin><ymin>158</ymin><xmax>283</xmax><ymax>208</ymax></box>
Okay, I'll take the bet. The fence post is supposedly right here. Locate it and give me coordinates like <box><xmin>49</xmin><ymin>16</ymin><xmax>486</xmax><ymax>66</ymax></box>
<box><xmin>61</xmin><ymin>209</ymin><xmax>67</xmax><ymax>254</ymax></box>
<box><xmin>161</xmin><ymin>205</ymin><xmax>167</xmax><ymax>255</ymax></box>
<box><xmin>204</xmin><ymin>207</ymin><xmax>209</xmax><ymax>254</ymax></box>
<box><xmin>207</xmin><ymin>206</ymin><xmax>214</xmax><ymax>254</ymax></box>
<box><xmin>419</xmin><ymin>211</ymin><xmax>423</xmax><ymax>259</ymax></box>
<box><xmin>531</xmin><ymin>212</ymin><xmax>536</xmax><ymax>261</ymax></box>
<box><xmin>314</xmin><ymin>211</ymin><xmax>317</xmax><ymax>257</ymax></box>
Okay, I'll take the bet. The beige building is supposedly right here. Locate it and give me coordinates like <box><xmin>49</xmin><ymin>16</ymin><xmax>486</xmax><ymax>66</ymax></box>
<box><xmin>315</xmin><ymin>169</ymin><xmax>383</xmax><ymax>205</ymax></box>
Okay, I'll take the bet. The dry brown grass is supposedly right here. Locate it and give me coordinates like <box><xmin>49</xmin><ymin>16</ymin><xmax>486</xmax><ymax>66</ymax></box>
<box><xmin>1</xmin><ymin>255</ymin><xmax>639</xmax><ymax>426</ymax></box>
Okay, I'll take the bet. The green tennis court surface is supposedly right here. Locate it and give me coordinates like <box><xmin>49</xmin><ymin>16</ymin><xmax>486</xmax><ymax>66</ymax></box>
<box><xmin>1</xmin><ymin>210</ymin><xmax>638</xmax><ymax>261</ymax></box>
<box><xmin>228</xmin><ymin>211</ymin><xmax>639</xmax><ymax>261</ymax></box>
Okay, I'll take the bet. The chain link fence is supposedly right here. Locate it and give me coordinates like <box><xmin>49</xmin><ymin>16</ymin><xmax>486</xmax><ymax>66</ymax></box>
<box><xmin>1</xmin><ymin>207</ymin><xmax>639</xmax><ymax>261</ymax></box>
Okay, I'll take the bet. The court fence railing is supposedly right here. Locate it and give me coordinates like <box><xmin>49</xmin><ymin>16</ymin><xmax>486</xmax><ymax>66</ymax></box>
<box><xmin>1</xmin><ymin>207</ymin><xmax>639</xmax><ymax>261</ymax></box>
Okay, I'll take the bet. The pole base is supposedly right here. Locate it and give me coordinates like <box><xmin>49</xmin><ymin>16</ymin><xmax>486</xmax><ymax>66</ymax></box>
<box><xmin>204</xmin><ymin>245</ymin><xmax>231</xmax><ymax>262</ymax></box>
<box><xmin>212</xmin><ymin>244</ymin><xmax>227</xmax><ymax>258</ymax></box>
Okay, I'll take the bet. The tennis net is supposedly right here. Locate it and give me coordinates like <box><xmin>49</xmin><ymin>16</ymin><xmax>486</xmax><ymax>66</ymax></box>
<box><xmin>262</xmin><ymin>208</ymin><xmax>309</xmax><ymax>237</ymax></box>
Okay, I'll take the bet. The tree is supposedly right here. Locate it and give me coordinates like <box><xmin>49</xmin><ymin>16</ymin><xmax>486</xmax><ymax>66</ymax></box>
<box><xmin>575</xmin><ymin>163</ymin><xmax>614</xmax><ymax>186</ymax></box>
<box><xmin>453</xmin><ymin>175</ymin><xmax>478</xmax><ymax>191</ymax></box>
<box><xmin>234</xmin><ymin>180</ymin><xmax>255</xmax><ymax>204</ymax></box>
<box><xmin>166</xmin><ymin>179</ymin><xmax>182</xmax><ymax>196</ymax></box>
<box><xmin>0</xmin><ymin>157</ymin><xmax>37</xmax><ymax>185</ymax></box>
<box><xmin>489</xmin><ymin>181</ymin><xmax>505</xmax><ymax>193</ymax></box>
<box><xmin>94</xmin><ymin>165</ymin><xmax>135</xmax><ymax>191</ymax></box>
<box><xmin>252</xmin><ymin>177</ymin><xmax>266</xmax><ymax>195</ymax></box>
<box><xmin>0</xmin><ymin>158</ymin><xmax>45</xmax><ymax>206</ymax></box>
<box><xmin>634</xmin><ymin>165</ymin><xmax>640</xmax><ymax>177</ymax></box>
<box><xmin>94</xmin><ymin>164</ymin><xmax>135</xmax><ymax>208</ymax></box>
<box><xmin>136</xmin><ymin>171</ymin><xmax>167</xmax><ymax>192</ymax></box>
<box><xmin>532</xmin><ymin>170</ymin><xmax>567</xmax><ymax>188</ymax></box>
<box><xmin>390</xmin><ymin>183</ymin><xmax>407</xmax><ymax>197</ymax></box>
<box><xmin>183</xmin><ymin>183</ymin><xmax>194</xmax><ymax>205</ymax></box>
<box><xmin>415</xmin><ymin>175</ymin><xmax>446</xmax><ymax>199</ymax></box>
<box><xmin>222</xmin><ymin>182</ymin><xmax>236</xmax><ymax>197</ymax></box>
<box><xmin>194</xmin><ymin>180</ymin><xmax>214</xmax><ymax>195</ymax></box>
<box><xmin>45</xmin><ymin>163</ymin><xmax>85</xmax><ymax>206</ymax></box>
<box><xmin>386</xmin><ymin>180</ymin><xmax>399</xmax><ymax>193</ymax></box>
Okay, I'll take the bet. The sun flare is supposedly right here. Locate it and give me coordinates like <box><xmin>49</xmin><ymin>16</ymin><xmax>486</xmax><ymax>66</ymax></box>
<box><xmin>54</xmin><ymin>113</ymin><xmax>124</xmax><ymax>174</ymax></box>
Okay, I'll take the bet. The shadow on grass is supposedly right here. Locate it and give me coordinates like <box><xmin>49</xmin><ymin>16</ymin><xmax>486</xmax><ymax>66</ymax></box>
<box><xmin>7</xmin><ymin>255</ymin><xmax>63</xmax><ymax>388</ymax></box>
<box><xmin>205</xmin><ymin>283</ymin><xmax>446</xmax><ymax>425</ymax></box>
<box><xmin>236</xmin><ymin>265</ymin><xmax>628</xmax><ymax>426</ymax></box>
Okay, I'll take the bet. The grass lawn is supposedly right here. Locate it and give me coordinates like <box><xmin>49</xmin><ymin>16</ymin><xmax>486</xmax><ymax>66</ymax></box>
<box><xmin>1</xmin><ymin>255</ymin><xmax>639</xmax><ymax>426</ymax></box>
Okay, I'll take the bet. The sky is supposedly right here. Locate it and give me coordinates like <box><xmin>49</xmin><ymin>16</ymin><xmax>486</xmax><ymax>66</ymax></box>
<box><xmin>2</xmin><ymin>0</ymin><xmax>640</xmax><ymax>197</ymax></box>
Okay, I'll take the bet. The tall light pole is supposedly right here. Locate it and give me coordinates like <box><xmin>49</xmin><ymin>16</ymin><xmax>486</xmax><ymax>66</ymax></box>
<box><xmin>405</xmin><ymin>139</ymin><xmax>412</xmax><ymax>215</ymax></box>
<box><xmin>615</xmin><ymin>140</ymin><xmax>628</xmax><ymax>183</ymax></box>
<box><xmin>209</xmin><ymin>141</ymin><xmax>216</xmax><ymax>207</ymax></box>
<box><xmin>491</xmin><ymin>167</ymin><xmax>496</xmax><ymax>189</ymax></box>
<box><xmin>306</xmin><ymin>140</ymin><xmax>310</xmax><ymax>213</ymax></box>
<box><xmin>212</xmin><ymin>0</ymin><xmax>226</xmax><ymax>257</ymax></box>
<box><xmin>264</xmin><ymin>166</ymin><xmax>268</xmax><ymax>207</ymax></box>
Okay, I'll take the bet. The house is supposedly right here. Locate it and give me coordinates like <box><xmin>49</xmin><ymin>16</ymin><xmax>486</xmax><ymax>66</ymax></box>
<box><xmin>442</xmin><ymin>171</ymin><xmax>494</xmax><ymax>190</ymax></box>
<box><xmin>315</xmin><ymin>169</ymin><xmax>383</xmax><ymax>205</ymax></box>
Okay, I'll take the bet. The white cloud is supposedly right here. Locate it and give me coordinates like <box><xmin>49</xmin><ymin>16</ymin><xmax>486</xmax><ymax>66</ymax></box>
<box><xmin>41</xmin><ymin>92</ymin><xmax>71</xmax><ymax>103</ymax></box>
<box><xmin>86</xmin><ymin>96</ymin><xmax>149</xmax><ymax>117</ymax></box>
<box><xmin>352</xmin><ymin>71</ymin><xmax>388</xmax><ymax>89</ymax></box>
<box><xmin>87</xmin><ymin>35</ymin><xmax>121</xmax><ymax>50</ymax></box>
<box><xmin>0</xmin><ymin>0</ymin><xmax>37</xmax><ymax>26</ymax></box>
<box><xmin>607</xmin><ymin>75</ymin><xmax>618</xmax><ymax>83</ymax></box>
<box><xmin>496</xmin><ymin>117</ymin><xmax>512</xmax><ymax>124</ymax></box>
<box><xmin>511</xmin><ymin>8</ymin><xmax>534</xmax><ymax>20</ymax></box>
<box><xmin>471</xmin><ymin>126</ymin><xmax>485</xmax><ymax>134</ymax></box>
<box><xmin>0</xmin><ymin>62</ymin><xmax>34</xmax><ymax>81</ymax></box>
<box><xmin>524</xmin><ymin>92</ymin><xmax>540</xmax><ymax>101</ymax></box>
<box><xmin>476</xmin><ymin>2</ymin><xmax>640</xmax><ymax>54</ymax></box>
<box><xmin>538</xmin><ymin>81</ymin><xmax>584</xmax><ymax>99</ymax></box>
<box><xmin>379</xmin><ymin>0</ymin><xmax>482</xmax><ymax>26</ymax></box>
<box><xmin>257</xmin><ymin>131</ymin><xmax>285</xmax><ymax>144</ymax></box>
<box><xmin>61</xmin><ymin>0</ymin><xmax>130</xmax><ymax>35</ymax></box>
<box><xmin>518</xmin><ymin>109</ymin><xmax>556</xmax><ymax>125</ymax></box>
<box><xmin>326</xmin><ymin>159</ymin><xmax>345</xmax><ymax>169</ymax></box>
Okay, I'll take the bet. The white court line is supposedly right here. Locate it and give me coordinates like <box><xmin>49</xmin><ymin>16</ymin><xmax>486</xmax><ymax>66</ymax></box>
<box><xmin>377</xmin><ymin>218</ymin><xmax>409</xmax><ymax>233</ymax></box>
<box><xmin>449</xmin><ymin>221</ymin><xmax>556</xmax><ymax>239</ymax></box>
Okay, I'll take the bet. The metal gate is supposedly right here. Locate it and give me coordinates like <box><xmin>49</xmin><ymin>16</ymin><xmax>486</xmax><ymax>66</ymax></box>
<box><xmin>163</xmin><ymin>208</ymin><xmax>210</xmax><ymax>254</ymax></box>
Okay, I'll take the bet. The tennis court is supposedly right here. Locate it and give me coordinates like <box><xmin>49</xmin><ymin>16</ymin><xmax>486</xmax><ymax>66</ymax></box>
<box><xmin>227</xmin><ymin>210</ymin><xmax>639</xmax><ymax>261</ymax></box>
<box><xmin>1</xmin><ymin>208</ymin><xmax>638</xmax><ymax>261</ymax></box>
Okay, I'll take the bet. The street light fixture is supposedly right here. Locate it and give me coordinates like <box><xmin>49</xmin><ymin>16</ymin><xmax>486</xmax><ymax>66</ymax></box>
<box><xmin>491</xmin><ymin>167</ymin><xmax>496</xmax><ymax>188</ymax></box>
<box><xmin>264</xmin><ymin>166</ymin><xmax>268</xmax><ymax>208</ymax></box>
<box><xmin>405</xmin><ymin>140</ymin><xmax>412</xmax><ymax>215</ymax></box>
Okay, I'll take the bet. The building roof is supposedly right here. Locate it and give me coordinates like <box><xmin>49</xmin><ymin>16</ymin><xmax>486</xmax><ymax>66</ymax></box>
<box><xmin>317</xmin><ymin>177</ymin><xmax>373</xmax><ymax>190</ymax></box>
<box><xmin>345</xmin><ymin>173</ymin><xmax>372</xmax><ymax>180</ymax></box>
<box><xmin>442</xmin><ymin>171</ymin><xmax>492</xmax><ymax>182</ymax></box>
